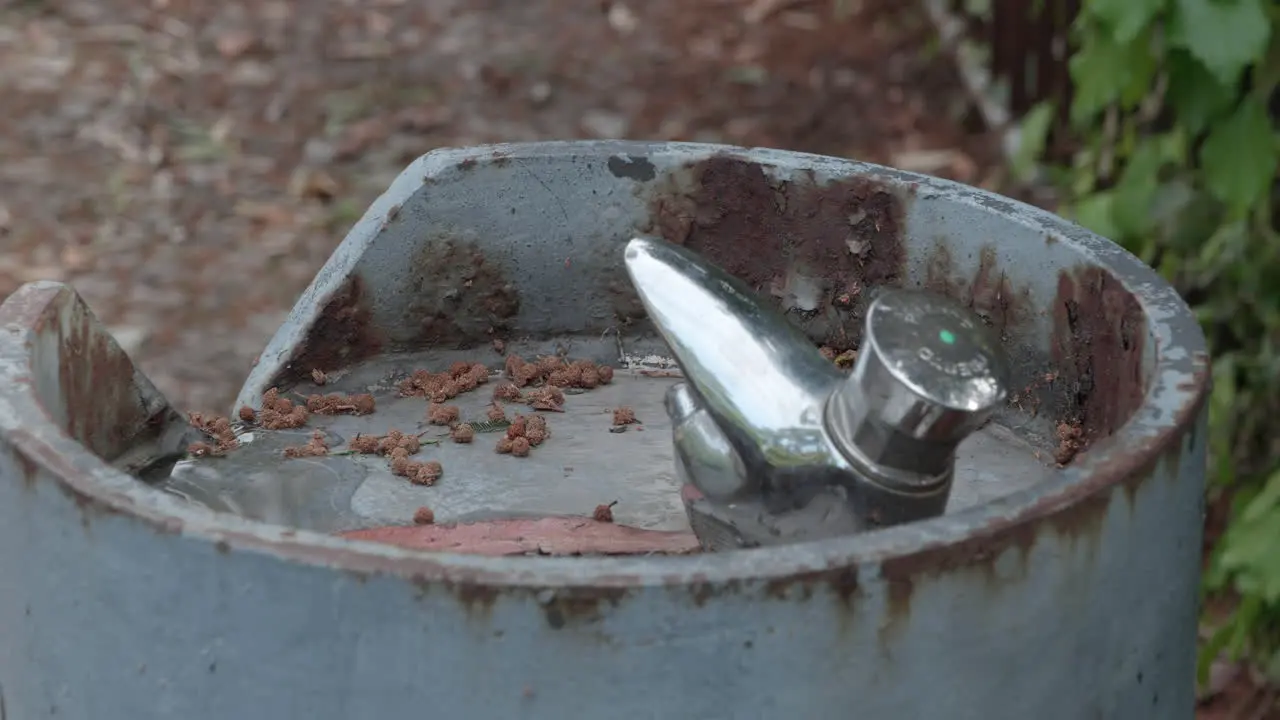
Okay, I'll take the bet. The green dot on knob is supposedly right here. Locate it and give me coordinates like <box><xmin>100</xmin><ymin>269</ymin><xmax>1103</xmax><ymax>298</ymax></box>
<box><xmin>939</xmin><ymin>329</ymin><xmax>956</xmax><ymax>345</ymax></box>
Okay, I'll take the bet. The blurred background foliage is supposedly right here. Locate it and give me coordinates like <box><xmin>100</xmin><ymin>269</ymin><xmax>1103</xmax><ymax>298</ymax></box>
<box><xmin>1008</xmin><ymin>0</ymin><xmax>1280</xmax><ymax>687</ymax></box>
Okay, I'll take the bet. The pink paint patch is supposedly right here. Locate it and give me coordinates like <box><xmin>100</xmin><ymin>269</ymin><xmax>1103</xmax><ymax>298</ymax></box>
<box><xmin>680</xmin><ymin>483</ymin><xmax>706</xmax><ymax>502</ymax></box>
<box><xmin>338</xmin><ymin>517</ymin><xmax>701</xmax><ymax>556</ymax></box>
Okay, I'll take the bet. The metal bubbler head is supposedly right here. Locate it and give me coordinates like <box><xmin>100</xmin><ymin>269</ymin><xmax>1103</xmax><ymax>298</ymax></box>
<box><xmin>623</xmin><ymin>236</ymin><xmax>1010</xmax><ymax>549</ymax></box>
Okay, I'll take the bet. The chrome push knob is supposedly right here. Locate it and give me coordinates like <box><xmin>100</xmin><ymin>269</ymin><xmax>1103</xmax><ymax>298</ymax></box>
<box><xmin>827</xmin><ymin>288</ymin><xmax>1011</xmax><ymax>496</ymax></box>
<box><xmin>623</xmin><ymin>236</ymin><xmax>1011</xmax><ymax>549</ymax></box>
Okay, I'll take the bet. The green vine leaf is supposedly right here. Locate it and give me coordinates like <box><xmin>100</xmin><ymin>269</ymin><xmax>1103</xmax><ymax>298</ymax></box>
<box><xmin>1220</xmin><ymin>471</ymin><xmax>1280</xmax><ymax>602</ymax></box>
<box><xmin>1166</xmin><ymin>50</ymin><xmax>1235</xmax><ymax>135</ymax></box>
<box><xmin>1013</xmin><ymin>102</ymin><xmax>1055</xmax><ymax>182</ymax></box>
<box><xmin>1200</xmin><ymin>97</ymin><xmax>1279</xmax><ymax>216</ymax></box>
<box><xmin>1086</xmin><ymin>0</ymin><xmax>1166</xmax><ymax>43</ymax></box>
<box><xmin>1195</xmin><ymin>220</ymin><xmax>1250</xmax><ymax>279</ymax></box>
<box><xmin>1169</xmin><ymin>0</ymin><xmax>1271</xmax><ymax>88</ymax></box>
<box><xmin>1070</xmin><ymin>191</ymin><xmax>1120</xmax><ymax>240</ymax></box>
<box><xmin>1111</xmin><ymin>137</ymin><xmax>1166</xmax><ymax>236</ymax></box>
<box><xmin>1152</xmin><ymin>179</ymin><xmax>1226</xmax><ymax>252</ymax></box>
<box><xmin>1069</xmin><ymin>30</ymin><xmax>1158</xmax><ymax>124</ymax></box>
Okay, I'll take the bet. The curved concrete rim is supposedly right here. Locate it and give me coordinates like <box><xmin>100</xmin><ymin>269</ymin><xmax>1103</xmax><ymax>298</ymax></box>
<box><xmin>0</xmin><ymin>140</ymin><xmax>1211</xmax><ymax>590</ymax></box>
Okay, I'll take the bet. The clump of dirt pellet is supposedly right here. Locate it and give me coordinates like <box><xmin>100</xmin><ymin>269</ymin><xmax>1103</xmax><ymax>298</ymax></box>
<box><xmin>257</xmin><ymin>389</ymin><xmax>304</xmax><ymax>426</ymax></box>
<box><xmin>504</xmin><ymin>355</ymin><xmax>543</xmax><ymax>387</ymax></box>
<box><xmin>1054</xmin><ymin>421</ymin><xmax>1085</xmax><ymax>466</ymax></box>
<box><xmin>393</xmin><ymin>459</ymin><xmax>443</xmax><ymax>486</ymax></box>
<box><xmin>493</xmin><ymin>382</ymin><xmax>523</xmax><ymax>401</ymax></box>
<box><xmin>525</xmin><ymin>414</ymin><xmax>549</xmax><ymax>446</ymax></box>
<box><xmin>495</xmin><ymin>412</ymin><xmax>548</xmax><ymax>456</ymax></box>
<box><xmin>510</xmin><ymin>436</ymin><xmax>531</xmax><ymax>457</ymax></box>
<box><xmin>305</xmin><ymin>392</ymin><xmax>377</xmax><ymax>416</ymax></box>
<box><xmin>283</xmin><ymin>430</ymin><xmax>330</xmax><ymax>459</ymax></box>
<box><xmin>451</xmin><ymin>423</ymin><xmax>475</xmax><ymax>444</ymax></box>
<box><xmin>507</xmin><ymin>414</ymin><xmax>528</xmax><ymax>439</ymax></box>
<box><xmin>380</xmin><ymin>430</ymin><xmax>422</xmax><ymax>456</ymax></box>
<box><xmin>398</xmin><ymin>364</ymin><xmax>490</xmax><ymax>401</ymax></box>
<box><xmin>311</xmin><ymin>369</ymin><xmax>328</xmax><ymax>386</ymax></box>
<box><xmin>427</xmin><ymin>403</ymin><xmax>461</xmax><ymax>426</ymax></box>
<box><xmin>578</xmin><ymin>365</ymin><xmax>601</xmax><ymax>389</ymax></box>
<box><xmin>593</xmin><ymin>501</ymin><xmax>618</xmax><ymax>523</ymax></box>
<box><xmin>545</xmin><ymin>367</ymin><xmax>574</xmax><ymax>387</ymax></box>
<box><xmin>486</xmin><ymin>402</ymin><xmax>507</xmax><ymax>422</ymax></box>
<box><xmin>259</xmin><ymin>388</ymin><xmax>310</xmax><ymax>430</ymax></box>
<box><xmin>346</xmin><ymin>430</ymin><xmax>422</xmax><ymax>456</ymax></box>
<box><xmin>504</xmin><ymin>354</ymin><xmax>615</xmax><ymax>391</ymax></box>
<box><xmin>525</xmin><ymin>385</ymin><xmax>565</xmax><ymax>412</ymax></box>
<box><xmin>413</xmin><ymin>506</ymin><xmax>435</xmax><ymax>525</ymax></box>
<box><xmin>398</xmin><ymin>370</ymin><xmax>448</xmax><ymax>399</ymax></box>
<box><xmin>455</xmin><ymin>372</ymin><xmax>481</xmax><ymax>393</ymax></box>
<box><xmin>238</xmin><ymin>405</ymin><xmax>257</xmax><ymax>423</ymax></box>
<box><xmin>612</xmin><ymin>407</ymin><xmax>638</xmax><ymax>426</ymax></box>
<box><xmin>187</xmin><ymin>412</ymin><xmax>239</xmax><ymax>456</ymax></box>
<box><xmin>503</xmin><ymin>354</ymin><xmax>522</xmax><ymax>377</ymax></box>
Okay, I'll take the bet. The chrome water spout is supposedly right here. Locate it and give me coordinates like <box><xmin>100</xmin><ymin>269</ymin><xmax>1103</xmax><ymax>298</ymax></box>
<box><xmin>624</xmin><ymin>236</ymin><xmax>1012</xmax><ymax>549</ymax></box>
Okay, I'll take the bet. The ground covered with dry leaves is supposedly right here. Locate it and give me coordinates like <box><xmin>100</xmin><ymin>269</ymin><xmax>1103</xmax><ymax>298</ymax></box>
<box><xmin>0</xmin><ymin>0</ymin><xmax>999</xmax><ymax>412</ymax></box>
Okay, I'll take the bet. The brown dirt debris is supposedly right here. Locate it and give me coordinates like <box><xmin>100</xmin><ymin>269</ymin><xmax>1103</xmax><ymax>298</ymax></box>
<box><xmin>349</xmin><ymin>434</ymin><xmax>381</xmax><ymax>455</ymax></box>
<box><xmin>525</xmin><ymin>414</ymin><xmax>549</xmax><ymax>447</ymax></box>
<box><xmin>504</xmin><ymin>355</ymin><xmax>616</xmax><ymax>392</ymax></box>
<box><xmin>496</xmin><ymin>412</ymin><xmax>549</xmax><ymax>457</ymax></box>
<box><xmin>394</xmin><ymin>459</ymin><xmax>443</xmax><ymax>486</ymax></box>
<box><xmin>493</xmin><ymin>382</ymin><xmax>524</xmax><ymax>402</ymax></box>
<box><xmin>187</xmin><ymin>412</ymin><xmax>238</xmax><ymax>456</ymax></box>
<box><xmin>257</xmin><ymin>388</ymin><xmax>310</xmax><ymax>430</ymax></box>
<box><xmin>486</xmin><ymin>402</ymin><xmax>508</xmax><ymax>422</ymax></box>
<box><xmin>305</xmin><ymin>392</ymin><xmax>376</xmax><ymax>416</ymax></box>
<box><xmin>347</xmin><ymin>429</ymin><xmax>422</xmax><ymax>456</ymax></box>
<box><xmin>525</xmin><ymin>385</ymin><xmax>566</xmax><ymax>412</ymax></box>
<box><xmin>427</xmin><ymin>402</ymin><xmax>461</xmax><ymax>426</ymax></box>
<box><xmin>345</xmin><ymin>429</ymin><xmax>440</xmax><ymax>484</ymax></box>
<box><xmin>450</xmin><ymin>423</ymin><xmax>475</xmax><ymax>444</ymax></box>
<box><xmin>282</xmin><ymin>430</ymin><xmax>330</xmax><ymax>459</ymax></box>
<box><xmin>1054</xmin><ymin>421</ymin><xmax>1085</xmax><ymax>466</ymax></box>
<box><xmin>398</xmin><ymin>365</ymin><xmax>489</xmax><ymax>402</ymax></box>
<box><xmin>593</xmin><ymin>501</ymin><xmax>618</xmax><ymax>523</ymax></box>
